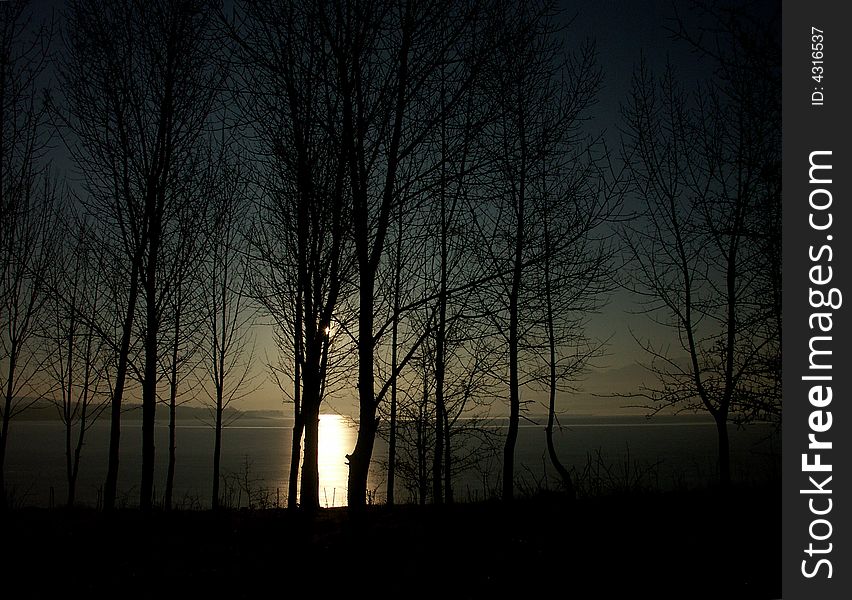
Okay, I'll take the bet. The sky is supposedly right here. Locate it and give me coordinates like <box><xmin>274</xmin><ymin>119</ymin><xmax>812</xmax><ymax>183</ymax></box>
<box><xmin>24</xmin><ymin>0</ymin><xmax>779</xmax><ymax>417</ymax></box>
<box><xmin>249</xmin><ymin>0</ymin><xmax>774</xmax><ymax>417</ymax></box>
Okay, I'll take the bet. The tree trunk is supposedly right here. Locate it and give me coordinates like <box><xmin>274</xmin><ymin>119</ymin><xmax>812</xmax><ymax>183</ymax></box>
<box><xmin>387</xmin><ymin>207</ymin><xmax>403</xmax><ymax>506</ymax></box>
<box><xmin>503</xmin><ymin>211</ymin><xmax>523</xmax><ymax>502</ymax></box>
<box><xmin>347</xmin><ymin>278</ymin><xmax>377</xmax><ymax>508</ymax></box>
<box><xmin>164</xmin><ymin>304</ymin><xmax>182</xmax><ymax>511</ymax></box>
<box><xmin>503</xmin><ymin>303</ymin><xmax>520</xmax><ymax>502</ymax></box>
<box><xmin>299</xmin><ymin>316</ymin><xmax>325</xmax><ymax>508</ymax></box>
<box><xmin>433</xmin><ymin>393</ymin><xmax>444</xmax><ymax>505</ymax></box>
<box><xmin>503</xmin><ymin>87</ymin><xmax>526</xmax><ymax>503</ymax></box>
<box><xmin>0</xmin><ymin>417</ymin><xmax>9</xmax><ymax>509</ymax></box>
<box><xmin>165</xmin><ymin>381</ymin><xmax>177</xmax><ymax>511</ymax></box>
<box><xmin>0</xmin><ymin>399</ymin><xmax>9</xmax><ymax>509</ymax></box>
<box><xmin>288</xmin><ymin>415</ymin><xmax>303</xmax><ymax>509</ymax></box>
<box><xmin>432</xmin><ymin>42</ymin><xmax>448</xmax><ymax>507</ymax></box>
<box><xmin>64</xmin><ymin>324</ymin><xmax>76</xmax><ymax>507</ymax></box>
<box><xmin>387</xmin><ymin>352</ymin><xmax>398</xmax><ymax>505</ymax></box>
<box><xmin>443</xmin><ymin>414</ymin><xmax>453</xmax><ymax>503</ymax></box>
<box><xmin>545</xmin><ymin>421</ymin><xmax>574</xmax><ymax>499</ymax></box>
<box><xmin>418</xmin><ymin>365</ymin><xmax>429</xmax><ymax>506</ymax></box>
<box><xmin>0</xmin><ymin>347</ymin><xmax>19</xmax><ymax>508</ymax></box>
<box><xmin>69</xmin><ymin>395</ymin><xmax>89</xmax><ymax>509</ymax></box>
<box><xmin>212</xmin><ymin>399</ymin><xmax>223</xmax><ymax>509</ymax></box>
<box><xmin>288</xmin><ymin>292</ymin><xmax>303</xmax><ymax>509</ymax></box>
<box><xmin>545</xmin><ymin>414</ymin><xmax>574</xmax><ymax>498</ymax></box>
<box><xmin>104</xmin><ymin>256</ymin><xmax>142</xmax><ymax>512</ymax></box>
<box><xmin>141</xmin><ymin>281</ymin><xmax>158</xmax><ymax>511</ymax></box>
<box><xmin>433</xmin><ymin>225</ymin><xmax>447</xmax><ymax>505</ymax></box>
<box><xmin>543</xmin><ymin>221</ymin><xmax>574</xmax><ymax>499</ymax></box>
<box><xmin>300</xmin><ymin>396</ymin><xmax>321</xmax><ymax>510</ymax></box>
<box><xmin>65</xmin><ymin>408</ymin><xmax>74</xmax><ymax>507</ymax></box>
<box><xmin>716</xmin><ymin>416</ymin><xmax>731</xmax><ymax>488</ymax></box>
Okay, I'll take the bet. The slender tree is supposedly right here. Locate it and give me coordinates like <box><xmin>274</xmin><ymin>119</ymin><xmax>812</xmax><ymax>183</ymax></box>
<box><xmin>536</xmin><ymin>153</ymin><xmax>619</xmax><ymax>499</ymax></box>
<box><xmin>202</xmin><ymin>153</ymin><xmax>256</xmax><ymax>510</ymax></box>
<box><xmin>0</xmin><ymin>0</ymin><xmax>54</xmax><ymax>509</ymax></box>
<box><xmin>229</xmin><ymin>0</ymin><xmax>355</xmax><ymax>510</ymax></box>
<box><xmin>0</xmin><ymin>175</ymin><xmax>57</xmax><ymax>507</ymax></box>
<box><xmin>46</xmin><ymin>211</ymin><xmax>114</xmax><ymax>508</ymax></box>
<box><xmin>621</xmin><ymin>3</ymin><xmax>781</xmax><ymax>485</ymax></box>
<box><xmin>319</xmin><ymin>0</ymin><xmax>495</xmax><ymax>508</ymax></box>
<box><xmin>474</xmin><ymin>0</ymin><xmax>606</xmax><ymax>500</ymax></box>
<box><xmin>159</xmin><ymin>192</ymin><xmax>209</xmax><ymax>511</ymax></box>
<box><xmin>61</xmin><ymin>0</ymin><xmax>222</xmax><ymax>510</ymax></box>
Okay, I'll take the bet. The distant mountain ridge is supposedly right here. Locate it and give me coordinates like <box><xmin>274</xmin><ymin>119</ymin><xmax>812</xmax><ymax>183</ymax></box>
<box><xmin>11</xmin><ymin>398</ymin><xmax>286</xmax><ymax>422</ymax></box>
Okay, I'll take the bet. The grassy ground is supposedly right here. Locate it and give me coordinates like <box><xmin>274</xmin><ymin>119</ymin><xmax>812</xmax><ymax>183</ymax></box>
<box><xmin>1</xmin><ymin>483</ymin><xmax>780</xmax><ymax>599</ymax></box>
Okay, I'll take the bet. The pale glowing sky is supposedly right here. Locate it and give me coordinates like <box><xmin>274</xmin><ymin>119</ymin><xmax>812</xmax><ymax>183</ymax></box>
<box><xmin>30</xmin><ymin>0</ymin><xmax>777</xmax><ymax>417</ymax></box>
<box><xmin>242</xmin><ymin>0</ymin><xmax>726</xmax><ymax>416</ymax></box>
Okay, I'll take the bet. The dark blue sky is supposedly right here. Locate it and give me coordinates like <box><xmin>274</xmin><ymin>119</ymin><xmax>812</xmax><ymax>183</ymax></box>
<box><xmin>22</xmin><ymin>0</ymin><xmax>780</xmax><ymax>414</ymax></box>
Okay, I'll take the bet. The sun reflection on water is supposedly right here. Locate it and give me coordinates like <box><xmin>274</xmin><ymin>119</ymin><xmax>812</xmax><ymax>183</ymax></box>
<box><xmin>316</xmin><ymin>414</ymin><xmax>356</xmax><ymax>507</ymax></box>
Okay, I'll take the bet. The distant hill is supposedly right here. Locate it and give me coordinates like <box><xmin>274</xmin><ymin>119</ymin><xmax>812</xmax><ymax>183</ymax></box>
<box><xmin>11</xmin><ymin>398</ymin><xmax>286</xmax><ymax>423</ymax></box>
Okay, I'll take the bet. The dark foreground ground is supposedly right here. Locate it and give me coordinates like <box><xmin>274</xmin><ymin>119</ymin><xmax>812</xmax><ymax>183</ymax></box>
<box><xmin>1</xmin><ymin>484</ymin><xmax>780</xmax><ymax>599</ymax></box>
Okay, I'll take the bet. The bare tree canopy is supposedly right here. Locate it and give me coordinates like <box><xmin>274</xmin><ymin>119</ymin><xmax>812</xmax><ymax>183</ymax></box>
<box><xmin>621</xmin><ymin>1</ymin><xmax>781</xmax><ymax>485</ymax></box>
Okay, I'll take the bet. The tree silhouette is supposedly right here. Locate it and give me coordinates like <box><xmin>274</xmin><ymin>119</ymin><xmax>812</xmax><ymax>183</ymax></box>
<box><xmin>0</xmin><ymin>0</ymin><xmax>54</xmax><ymax>508</ymax></box>
<box><xmin>621</xmin><ymin>3</ymin><xmax>781</xmax><ymax>486</ymax></box>
<box><xmin>201</xmin><ymin>148</ymin><xmax>256</xmax><ymax>511</ymax></box>
<box><xmin>473</xmin><ymin>0</ymin><xmax>612</xmax><ymax>500</ymax></box>
<box><xmin>61</xmin><ymin>0</ymin><xmax>223</xmax><ymax>510</ymax></box>
<box><xmin>228</xmin><ymin>0</ymin><xmax>356</xmax><ymax>510</ymax></box>
<box><xmin>46</xmin><ymin>209</ymin><xmax>112</xmax><ymax>507</ymax></box>
<box><xmin>158</xmin><ymin>164</ymin><xmax>210</xmax><ymax>511</ymax></box>
<box><xmin>320</xmin><ymin>0</ymin><xmax>497</xmax><ymax>509</ymax></box>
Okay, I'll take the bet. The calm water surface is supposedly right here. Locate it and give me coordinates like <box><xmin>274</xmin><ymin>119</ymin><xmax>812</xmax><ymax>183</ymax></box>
<box><xmin>3</xmin><ymin>414</ymin><xmax>779</xmax><ymax>508</ymax></box>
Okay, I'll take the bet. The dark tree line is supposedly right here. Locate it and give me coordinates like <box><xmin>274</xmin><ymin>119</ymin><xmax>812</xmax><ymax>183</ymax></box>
<box><xmin>0</xmin><ymin>0</ymin><xmax>57</xmax><ymax>508</ymax></box>
<box><xmin>621</xmin><ymin>1</ymin><xmax>781</xmax><ymax>486</ymax></box>
<box><xmin>0</xmin><ymin>0</ymin><xmax>780</xmax><ymax>510</ymax></box>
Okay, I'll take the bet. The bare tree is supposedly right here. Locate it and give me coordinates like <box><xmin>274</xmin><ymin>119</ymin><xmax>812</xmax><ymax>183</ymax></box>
<box><xmin>380</xmin><ymin>194</ymin><xmax>431</xmax><ymax>504</ymax></box>
<box><xmin>0</xmin><ymin>175</ymin><xmax>57</xmax><ymax>507</ymax></box>
<box><xmin>536</xmin><ymin>150</ymin><xmax>619</xmax><ymax>499</ymax></box>
<box><xmin>418</xmin><ymin>20</ymin><xmax>496</xmax><ymax>504</ymax></box>
<box><xmin>384</xmin><ymin>202</ymin><xmax>407</xmax><ymax>505</ymax></box>
<box><xmin>47</xmin><ymin>210</ymin><xmax>112</xmax><ymax>507</ymax></box>
<box><xmin>382</xmin><ymin>323</ymin><xmax>500</xmax><ymax>504</ymax></box>
<box><xmin>158</xmin><ymin>183</ymin><xmax>209</xmax><ymax>511</ymax></box>
<box><xmin>61</xmin><ymin>0</ymin><xmax>222</xmax><ymax>510</ymax></box>
<box><xmin>474</xmin><ymin>0</ymin><xmax>608</xmax><ymax>500</ymax></box>
<box><xmin>388</xmin><ymin>346</ymin><xmax>436</xmax><ymax>505</ymax></box>
<box><xmin>201</xmin><ymin>153</ymin><xmax>257</xmax><ymax>510</ymax></box>
<box><xmin>316</xmin><ymin>0</ymin><xmax>496</xmax><ymax>509</ymax></box>
<box><xmin>0</xmin><ymin>0</ymin><xmax>54</xmax><ymax>509</ymax></box>
<box><xmin>227</xmin><ymin>0</ymin><xmax>355</xmax><ymax>510</ymax></box>
<box><xmin>620</xmin><ymin>3</ymin><xmax>781</xmax><ymax>486</ymax></box>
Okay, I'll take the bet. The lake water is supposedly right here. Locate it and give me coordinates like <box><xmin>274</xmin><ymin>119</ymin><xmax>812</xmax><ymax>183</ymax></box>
<box><xmin>2</xmin><ymin>414</ymin><xmax>779</xmax><ymax>508</ymax></box>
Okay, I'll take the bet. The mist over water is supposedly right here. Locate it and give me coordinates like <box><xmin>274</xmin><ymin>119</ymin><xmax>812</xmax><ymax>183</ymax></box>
<box><xmin>4</xmin><ymin>414</ymin><xmax>779</xmax><ymax>509</ymax></box>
